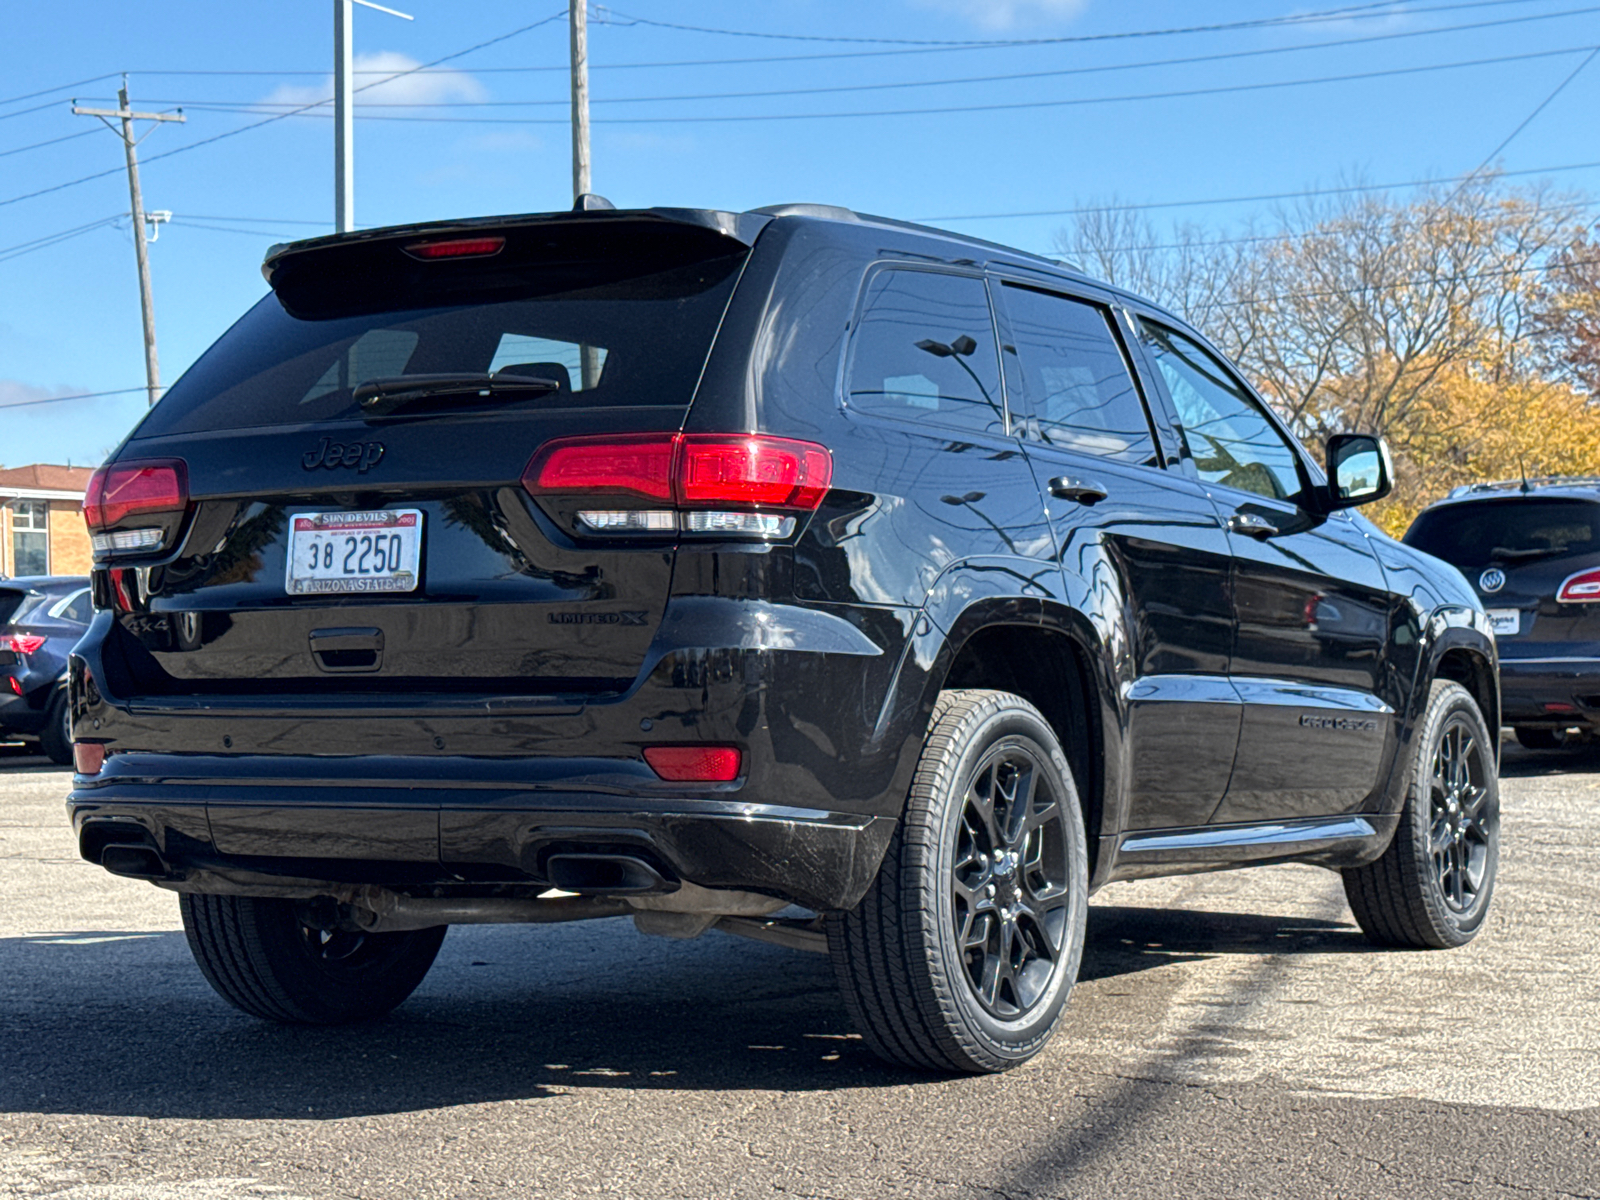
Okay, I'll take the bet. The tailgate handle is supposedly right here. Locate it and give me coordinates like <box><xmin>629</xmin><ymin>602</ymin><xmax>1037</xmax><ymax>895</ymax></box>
<box><xmin>309</xmin><ymin>627</ymin><xmax>384</xmax><ymax>673</ymax></box>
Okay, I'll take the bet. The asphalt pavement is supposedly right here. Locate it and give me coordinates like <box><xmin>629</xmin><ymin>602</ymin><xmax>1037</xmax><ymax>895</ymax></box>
<box><xmin>1</xmin><ymin>738</ymin><xmax>1596</xmax><ymax>1199</ymax></box>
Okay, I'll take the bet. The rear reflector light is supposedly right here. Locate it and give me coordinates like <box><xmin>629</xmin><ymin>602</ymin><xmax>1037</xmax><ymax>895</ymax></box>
<box><xmin>2</xmin><ymin>634</ymin><xmax>46</xmax><ymax>655</ymax></box>
<box><xmin>524</xmin><ymin>433</ymin><xmax>832</xmax><ymax>530</ymax></box>
<box><xmin>83</xmin><ymin>459</ymin><xmax>188</xmax><ymax>533</ymax></box>
<box><xmin>403</xmin><ymin>236</ymin><xmax>506</xmax><ymax>260</ymax></box>
<box><xmin>1557</xmin><ymin>568</ymin><xmax>1600</xmax><ymax>603</ymax></box>
<box><xmin>73</xmin><ymin>742</ymin><xmax>105</xmax><ymax>775</ymax></box>
<box><xmin>7</xmin><ymin>677</ymin><xmax>21</xmax><ymax>697</ymax></box>
<box><xmin>643</xmin><ymin>745</ymin><xmax>742</xmax><ymax>782</ymax></box>
<box><xmin>1544</xmin><ymin>702</ymin><xmax>1579</xmax><ymax>713</ymax></box>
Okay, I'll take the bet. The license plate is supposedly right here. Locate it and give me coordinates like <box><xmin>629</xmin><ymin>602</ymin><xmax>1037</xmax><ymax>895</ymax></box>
<box><xmin>286</xmin><ymin>510</ymin><xmax>422</xmax><ymax>595</ymax></box>
<box><xmin>1486</xmin><ymin>608</ymin><xmax>1520</xmax><ymax>637</ymax></box>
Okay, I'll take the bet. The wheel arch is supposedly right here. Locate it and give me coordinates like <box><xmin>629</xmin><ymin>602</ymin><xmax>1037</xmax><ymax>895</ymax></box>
<box><xmin>937</xmin><ymin>619</ymin><xmax>1109</xmax><ymax>881</ymax></box>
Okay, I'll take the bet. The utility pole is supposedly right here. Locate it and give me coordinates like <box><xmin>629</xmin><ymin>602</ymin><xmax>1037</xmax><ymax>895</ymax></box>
<box><xmin>73</xmin><ymin>79</ymin><xmax>185</xmax><ymax>408</ymax></box>
<box><xmin>334</xmin><ymin>0</ymin><xmax>413</xmax><ymax>233</ymax></box>
<box><xmin>570</xmin><ymin>0</ymin><xmax>601</xmax><ymax>390</ymax></box>
<box><xmin>335</xmin><ymin>0</ymin><xmax>355</xmax><ymax>232</ymax></box>
<box><xmin>570</xmin><ymin>0</ymin><xmax>591</xmax><ymax>199</ymax></box>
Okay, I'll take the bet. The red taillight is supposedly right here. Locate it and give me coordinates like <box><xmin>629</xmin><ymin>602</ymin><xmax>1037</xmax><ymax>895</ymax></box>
<box><xmin>6</xmin><ymin>677</ymin><xmax>21</xmax><ymax>697</ymax></box>
<box><xmin>1557</xmin><ymin>567</ymin><xmax>1600</xmax><ymax>603</ymax></box>
<box><xmin>2</xmin><ymin>634</ymin><xmax>46</xmax><ymax>655</ymax></box>
<box><xmin>678</xmin><ymin>436</ymin><xmax>833</xmax><ymax>509</ymax></box>
<box><xmin>403</xmin><ymin>236</ymin><xmax>506</xmax><ymax>260</ymax></box>
<box><xmin>83</xmin><ymin>459</ymin><xmax>188</xmax><ymax>530</ymax></box>
<box><xmin>643</xmin><ymin>745</ymin><xmax>742</xmax><ymax>782</ymax></box>
<box><xmin>529</xmin><ymin>434</ymin><xmax>676</xmax><ymax>502</ymax></box>
<box><xmin>73</xmin><ymin>742</ymin><xmax>105</xmax><ymax>775</ymax></box>
<box><xmin>523</xmin><ymin>433</ymin><xmax>832</xmax><ymax>513</ymax></box>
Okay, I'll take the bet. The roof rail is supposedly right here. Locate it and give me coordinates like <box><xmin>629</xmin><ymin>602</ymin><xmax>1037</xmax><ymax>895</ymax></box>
<box><xmin>1446</xmin><ymin>475</ymin><xmax>1600</xmax><ymax>498</ymax></box>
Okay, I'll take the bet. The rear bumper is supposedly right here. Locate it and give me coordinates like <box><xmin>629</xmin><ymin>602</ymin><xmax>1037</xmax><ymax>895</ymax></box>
<box><xmin>1498</xmin><ymin>655</ymin><xmax>1600</xmax><ymax>726</ymax></box>
<box><xmin>67</xmin><ymin>757</ymin><xmax>895</xmax><ymax>912</ymax></box>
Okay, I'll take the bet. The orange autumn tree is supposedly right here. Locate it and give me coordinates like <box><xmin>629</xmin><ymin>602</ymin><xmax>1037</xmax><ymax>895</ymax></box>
<box><xmin>1059</xmin><ymin>176</ymin><xmax>1600</xmax><ymax>535</ymax></box>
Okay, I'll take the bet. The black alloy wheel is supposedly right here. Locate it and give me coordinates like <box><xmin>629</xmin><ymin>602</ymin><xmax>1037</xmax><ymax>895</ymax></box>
<box><xmin>1343</xmin><ymin>681</ymin><xmax>1499</xmax><ymax>948</ymax></box>
<box><xmin>1428</xmin><ymin>718</ymin><xmax>1494</xmax><ymax>915</ymax></box>
<box><xmin>181</xmin><ymin>893</ymin><xmax>447</xmax><ymax>1023</ymax></box>
<box><xmin>952</xmin><ymin>745</ymin><xmax>1074</xmax><ymax>1019</ymax></box>
<box><xmin>829</xmin><ymin>689</ymin><xmax>1088</xmax><ymax>1073</ymax></box>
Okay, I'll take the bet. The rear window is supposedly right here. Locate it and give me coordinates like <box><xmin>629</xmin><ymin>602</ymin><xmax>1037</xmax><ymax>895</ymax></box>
<box><xmin>1405</xmin><ymin>498</ymin><xmax>1600</xmax><ymax>566</ymax></box>
<box><xmin>136</xmin><ymin>255</ymin><xmax>744</xmax><ymax>437</ymax></box>
<box><xmin>0</xmin><ymin>588</ymin><xmax>28</xmax><ymax>626</ymax></box>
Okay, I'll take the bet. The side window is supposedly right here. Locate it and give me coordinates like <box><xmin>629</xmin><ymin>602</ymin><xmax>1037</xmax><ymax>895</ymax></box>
<box><xmin>1138</xmin><ymin>322</ymin><xmax>1304</xmax><ymax>502</ymax></box>
<box><xmin>54</xmin><ymin>588</ymin><xmax>93</xmax><ymax>624</ymax></box>
<box><xmin>847</xmin><ymin>269</ymin><xmax>1006</xmax><ymax>436</ymax></box>
<box><xmin>1001</xmin><ymin>284</ymin><xmax>1158</xmax><ymax>466</ymax></box>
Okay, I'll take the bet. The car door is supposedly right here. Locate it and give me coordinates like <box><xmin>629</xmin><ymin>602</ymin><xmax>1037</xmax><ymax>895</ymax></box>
<box><xmin>992</xmin><ymin>277</ymin><xmax>1238</xmax><ymax>831</ymax></box>
<box><xmin>1129</xmin><ymin>317</ymin><xmax>1395</xmax><ymax>824</ymax></box>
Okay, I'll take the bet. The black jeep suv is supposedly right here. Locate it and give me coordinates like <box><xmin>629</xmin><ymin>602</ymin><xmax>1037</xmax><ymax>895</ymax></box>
<box><xmin>67</xmin><ymin>202</ymin><xmax>1501</xmax><ymax>1073</ymax></box>
<box><xmin>1406</xmin><ymin>477</ymin><xmax>1600</xmax><ymax>748</ymax></box>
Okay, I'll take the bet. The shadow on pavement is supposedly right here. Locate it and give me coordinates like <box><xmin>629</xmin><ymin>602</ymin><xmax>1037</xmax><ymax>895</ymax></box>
<box><xmin>1498</xmin><ymin>736</ymin><xmax>1600</xmax><ymax>778</ymax></box>
<box><xmin>0</xmin><ymin>896</ymin><xmax>1384</xmax><ymax>1121</ymax></box>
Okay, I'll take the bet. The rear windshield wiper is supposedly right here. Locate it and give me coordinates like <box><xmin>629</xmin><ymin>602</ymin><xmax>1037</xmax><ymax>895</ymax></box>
<box><xmin>355</xmin><ymin>372</ymin><xmax>559</xmax><ymax>416</ymax></box>
<box><xmin>1489</xmin><ymin>545</ymin><xmax>1572</xmax><ymax>561</ymax></box>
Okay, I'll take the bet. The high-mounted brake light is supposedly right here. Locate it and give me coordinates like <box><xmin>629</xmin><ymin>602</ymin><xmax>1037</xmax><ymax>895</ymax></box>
<box><xmin>522</xmin><ymin>433</ymin><xmax>832</xmax><ymax>539</ymax></box>
<box><xmin>2</xmin><ymin>634</ymin><xmax>46</xmax><ymax>656</ymax></box>
<box><xmin>643</xmin><ymin>745</ymin><xmax>742</xmax><ymax>782</ymax></box>
<box><xmin>402</xmin><ymin>236</ymin><xmax>506</xmax><ymax>261</ymax></box>
<box><xmin>83</xmin><ymin>460</ymin><xmax>188</xmax><ymax>531</ymax></box>
<box><xmin>1557</xmin><ymin>567</ymin><xmax>1600</xmax><ymax>603</ymax></box>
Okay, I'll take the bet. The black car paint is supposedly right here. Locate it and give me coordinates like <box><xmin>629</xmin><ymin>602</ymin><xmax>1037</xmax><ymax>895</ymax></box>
<box><xmin>67</xmin><ymin>205</ymin><xmax>1497</xmax><ymax>911</ymax></box>
<box><xmin>1</xmin><ymin>576</ymin><xmax>90</xmax><ymax>738</ymax></box>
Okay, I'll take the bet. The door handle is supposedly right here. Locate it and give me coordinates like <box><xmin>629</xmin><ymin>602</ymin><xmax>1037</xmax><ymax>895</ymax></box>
<box><xmin>1228</xmin><ymin>512</ymin><xmax>1280</xmax><ymax>539</ymax></box>
<box><xmin>1048</xmin><ymin>476</ymin><xmax>1109</xmax><ymax>505</ymax></box>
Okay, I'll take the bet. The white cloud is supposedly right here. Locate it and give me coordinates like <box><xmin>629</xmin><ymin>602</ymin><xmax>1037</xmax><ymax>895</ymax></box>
<box><xmin>0</xmin><ymin>379</ymin><xmax>87</xmax><ymax>408</ymax></box>
<box><xmin>911</xmin><ymin>0</ymin><xmax>1088</xmax><ymax>31</ymax></box>
<box><xmin>262</xmin><ymin>51</ymin><xmax>486</xmax><ymax>110</ymax></box>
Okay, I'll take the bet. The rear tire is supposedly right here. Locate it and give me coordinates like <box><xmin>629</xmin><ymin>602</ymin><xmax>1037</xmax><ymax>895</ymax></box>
<box><xmin>39</xmin><ymin>690</ymin><xmax>72</xmax><ymax>766</ymax></box>
<box><xmin>1343</xmin><ymin>681</ymin><xmax>1499</xmax><ymax>949</ymax></box>
<box><xmin>180</xmin><ymin>893</ymin><xmax>446</xmax><ymax>1023</ymax></box>
<box><xmin>828</xmin><ymin>689</ymin><xmax>1088</xmax><ymax>1074</ymax></box>
<box><xmin>1513</xmin><ymin>726</ymin><xmax>1566</xmax><ymax>751</ymax></box>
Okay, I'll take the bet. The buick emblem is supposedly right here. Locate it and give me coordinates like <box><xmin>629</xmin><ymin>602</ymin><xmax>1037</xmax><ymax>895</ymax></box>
<box><xmin>1479</xmin><ymin>568</ymin><xmax>1506</xmax><ymax>593</ymax></box>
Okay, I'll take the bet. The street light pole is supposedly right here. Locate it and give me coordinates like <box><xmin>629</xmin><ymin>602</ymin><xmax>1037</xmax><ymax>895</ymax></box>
<box><xmin>333</xmin><ymin>0</ymin><xmax>413</xmax><ymax>234</ymax></box>
<box><xmin>570</xmin><ymin>0</ymin><xmax>591</xmax><ymax>200</ymax></box>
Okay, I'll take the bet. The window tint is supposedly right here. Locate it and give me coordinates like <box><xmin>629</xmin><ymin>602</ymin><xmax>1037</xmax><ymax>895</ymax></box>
<box><xmin>136</xmin><ymin>255</ymin><xmax>743</xmax><ymax>436</ymax></box>
<box><xmin>52</xmin><ymin>588</ymin><xmax>93</xmax><ymax>624</ymax></box>
<box><xmin>1002</xmin><ymin>284</ymin><xmax>1156</xmax><ymax>465</ymax></box>
<box><xmin>1406</xmin><ymin>499</ymin><xmax>1600</xmax><ymax>567</ymax></box>
<box><xmin>1138</xmin><ymin>323</ymin><xmax>1303</xmax><ymax>502</ymax></box>
<box><xmin>847</xmin><ymin>270</ymin><xmax>1006</xmax><ymax>436</ymax></box>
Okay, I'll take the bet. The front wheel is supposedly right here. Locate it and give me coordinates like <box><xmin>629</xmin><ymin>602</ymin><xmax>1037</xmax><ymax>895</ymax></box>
<box><xmin>828</xmin><ymin>689</ymin><xmax>1088</xmax><ymax>1074</ymax></box>
<box><xmin>180</xmin><ymin>893</ymin><xmax>446</xmax><ymax>1023</ymax></box>
<box><xmin>1343</xmin><ymin>681</ymin><xmax>1499</xmax><ymax>949</ymax></box>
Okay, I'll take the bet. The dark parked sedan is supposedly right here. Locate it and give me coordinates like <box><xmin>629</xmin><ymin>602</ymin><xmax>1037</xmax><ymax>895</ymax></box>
<box><xmin>1</xmin><ymin>575</ymin><xmax>92</xmax><ymax>763</ymax></box>
<box><xmin>1406</xmin><ymin>477</ymin><xmax>1600</xmax><ymax>748</ymax></box>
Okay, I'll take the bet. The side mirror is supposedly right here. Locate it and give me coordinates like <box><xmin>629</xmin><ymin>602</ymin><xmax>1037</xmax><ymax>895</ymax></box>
<box><xmin>1325</xmin><ymin>433</ymin><xmax>1392</xmax><ymax>509</ymax></box>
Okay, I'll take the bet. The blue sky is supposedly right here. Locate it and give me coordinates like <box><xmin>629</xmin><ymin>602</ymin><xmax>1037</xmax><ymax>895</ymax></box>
<box><xmin>3</xmin><ymin>0</ymin><xmax>1598</xmax><ymax>468</ymax></box>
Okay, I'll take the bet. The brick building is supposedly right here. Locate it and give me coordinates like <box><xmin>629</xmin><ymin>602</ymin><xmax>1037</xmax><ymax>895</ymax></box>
<box><xmin>0</xmin><ymin>464</ymin><xmax>95</xmax><ymax>579</ymax></box>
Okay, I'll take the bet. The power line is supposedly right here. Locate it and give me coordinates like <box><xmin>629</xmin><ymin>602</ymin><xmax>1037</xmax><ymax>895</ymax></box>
<box><xmin>0</xmin><ymin>10</ymin><xmax>568</xmax><ymax>213</ymax></box>
<box><xmin>920</xmin><ymin>159</ymin><xmax>1600</xmax><ymax>222</ymax></box>
<box><xmin>117</xmin><ymin>3</ymin><xmax>1600</xmax><ymax>113</ymax></box>
<box><xmin>1449</xmin><ymin>44</ymin><xmax>1600</xmax><ymax>201</ymax></box>
<box><xmin>1193</xmin><ymin>254</ymin><xmax>1600</xmax><ymax>310</ymax></box>
<box><xmin>0</xmin><ymin>386</ymin><xmax>147</xmax><ymax>411</ymax></box>
<box><xmin>0</xmin><ymin>128</ymin><xmax>99</xmax><ymax>159</ymax></box>
<box><xmin>131</xmin><ymin>42</ymin><xmax>1600</xmax><ymax>127</ymax></box>
<box><xmin>594</xmin><ymin>0</ymin><xmax>1531</xmax><ymax>48</ymax></box>
<box><xmin>0</xmin><ymin>215</ymin><xmax>124</xmax><ymax>264</ymax></box>
<box><xmin>0</xmin><ymin>73</ymin><xmax>121</xmax><ymax>109</ymax></box>
<box><xmin>166</xmin><ymin>219</ymin><xmax>306</xmax><ymax>238</ymax></box>
<box><xmin>181</xmin><ymin>213</ymin><xmax>328</xmax><ymax>226</ymax></box>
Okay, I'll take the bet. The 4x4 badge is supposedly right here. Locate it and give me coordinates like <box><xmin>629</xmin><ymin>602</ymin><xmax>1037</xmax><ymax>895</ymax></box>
<box><xmin>1479</xmin><ymin>568</ymin><xmax>1506</xmax><ymax>593</ymax></box>
<box><xmin>302</xmin><ymin>437</ymin><xmax>385</xmax><ymax>473</ymax></box>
